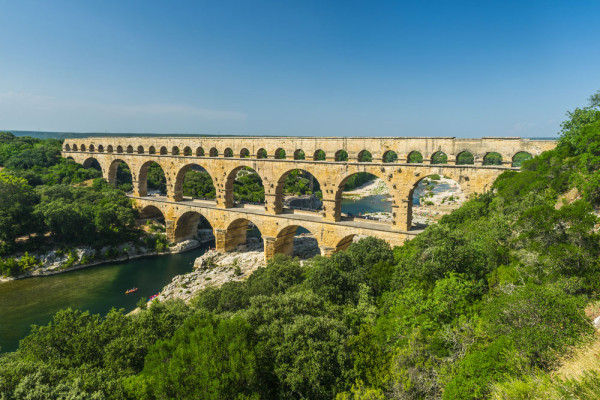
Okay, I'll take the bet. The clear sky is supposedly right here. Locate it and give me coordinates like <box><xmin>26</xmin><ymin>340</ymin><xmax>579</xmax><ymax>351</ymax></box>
<box><xmin>1</xmin><ymin>0</ymin><xmax>599</xmax><ymax>137</ymax></box>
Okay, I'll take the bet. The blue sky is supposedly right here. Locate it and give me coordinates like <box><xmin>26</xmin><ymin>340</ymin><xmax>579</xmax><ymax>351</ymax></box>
<box><xmin>0</xmin><ymin>0</ymin><xmax>599</xmax><ymax>137</ymax></box>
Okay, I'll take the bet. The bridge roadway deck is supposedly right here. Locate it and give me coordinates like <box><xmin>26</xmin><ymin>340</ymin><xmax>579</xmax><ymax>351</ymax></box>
<box><xmin>131</xmin><ymin>194</ymin><xmax>421</xmax><ymax>259</ymax></box>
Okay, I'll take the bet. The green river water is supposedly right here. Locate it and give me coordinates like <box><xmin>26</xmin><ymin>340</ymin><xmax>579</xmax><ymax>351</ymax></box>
<box><xmin>0</xmin><ymin>244</ymin><xmax>211</xmax><ymax>353</ymax></box>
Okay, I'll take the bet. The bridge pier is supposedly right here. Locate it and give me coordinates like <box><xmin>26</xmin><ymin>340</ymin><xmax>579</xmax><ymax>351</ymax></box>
<box><xmin>263</xmin><ymin>236</ymin><xmax>277</xmax><ymax>260</ymax></box>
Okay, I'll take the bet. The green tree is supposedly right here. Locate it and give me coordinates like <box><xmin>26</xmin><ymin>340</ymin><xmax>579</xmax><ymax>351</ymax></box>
<box><xmin>0</xmin><ymin>172</ymin><xmax>39</xmax><ymax>251</ymax></box>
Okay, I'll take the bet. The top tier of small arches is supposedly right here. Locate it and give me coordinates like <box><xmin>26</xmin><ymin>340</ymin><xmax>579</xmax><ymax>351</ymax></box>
<box><xmin>63</xmin><ymin>139</ymin><xmax>552</xmax><ymax>167</ymax></box>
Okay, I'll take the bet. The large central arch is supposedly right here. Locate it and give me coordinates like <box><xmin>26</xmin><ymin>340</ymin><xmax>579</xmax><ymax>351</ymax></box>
<box><xmin>107</xmin><ymin>159</ymin><xmax>133</xmax><ymax>191</ymax></box>
<box><xmin>224</xmin><ymin>166</ymin><xmax>266</xmax><ymax>208</ymax></box>
<box><xmin>173</xmin><ymin>163</ymin><xmax>216</xmax><ymax>202</ymax></box>
<box><xmin>334</xmin><ymin>171</ymin><xmax>395</xmax><ymax>223</ymax></box>
<box><xmin>274</xmin><ymin>168</ymin><xmax>324</xmax><ymax>214</ymax></box>
<box><xmin>138</xmin><ymin>161</ymin><xmax>167</xmax><ymax>197</ymax></box>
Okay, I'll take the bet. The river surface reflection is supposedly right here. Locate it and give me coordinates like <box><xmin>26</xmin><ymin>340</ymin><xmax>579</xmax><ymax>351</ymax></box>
<box><xmin>0</xmin><ymin>244</ymin><xmax>211</xmax><ymax>353</ymax></box>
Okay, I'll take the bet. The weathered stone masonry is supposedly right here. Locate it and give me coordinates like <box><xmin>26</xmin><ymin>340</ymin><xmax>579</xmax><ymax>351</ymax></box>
<box><xmin>62</xmin><ymin>136</ymin><xmax>556</xmax><ymax>260</ymax></box>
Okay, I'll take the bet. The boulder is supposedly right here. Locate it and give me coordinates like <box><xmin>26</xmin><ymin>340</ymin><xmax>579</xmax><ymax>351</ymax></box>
<box><xmin>284</xmin><ymin>195</ymin><xmax>322</xmax><ymax>210</ymax></box>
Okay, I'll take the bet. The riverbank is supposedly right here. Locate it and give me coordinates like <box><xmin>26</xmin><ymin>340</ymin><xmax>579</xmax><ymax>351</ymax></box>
<box><xmin>0</xmin><ymin>229</ymin><xmax>215</xmax><ymax>283</ymax></box>
<box><xmin>342</xmin><ymin>178</ymin><xmax>390</xmax><ymax>199</ymax></box>
<box><xmin>151</xmin><ymin>235</ymin><xmax>320</xmax><ymax>304</ymax></box>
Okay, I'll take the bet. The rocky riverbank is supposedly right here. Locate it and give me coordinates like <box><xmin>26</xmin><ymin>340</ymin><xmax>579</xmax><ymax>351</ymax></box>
<box><xmin>154</xmin><ymin>235</ymin><xmax>321</xmax><ymax>304</ymax></box>
<box><xmin>342</xmin><ymin>178</ymin><xmax>390</xmax><ymax>199</ymax></box>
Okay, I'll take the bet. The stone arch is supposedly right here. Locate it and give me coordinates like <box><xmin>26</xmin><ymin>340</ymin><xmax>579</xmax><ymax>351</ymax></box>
<box><xmin>358</xmin><ymin>150</ymin><xmax>372</xmax><ymax>162</ymax></box>
<box><xmin>64</xmin><ymin>143</ymin><xmax>71</xmax><ymax>151</ymax></box>
<box><xmin>223</xmin><ymin>218</ymin><xmax>264</xmax><ymax>252</ymax></box>
<box><xmin>107</xmin><ymin>159</ymin><xmax>133</xmax><ymax>190</ymax></box>
<box><xmin>272</xmin><ymin>224</ymin><xmax>321</xmax><ymax>258</ymax></box>
<box><xmin>138</xmin><ymin>160</ymin><xmax>167</xmax><ymax>197</ymax></box>
<box><xmin>82</xmin><ymin>157</ymin><xmax>102</xmax><ymax>171</ymax></box>
<box><xmin>117</xmin><ymin>145</ymin><xmax>123</xmax><ymax>153</ymax></box>
<box><xmin>97</xmin><ymin>145</ymin><xmax>104</xmax><ymax>152</ymax></box>
<box><xmin>89</xmin><ymin>144</ymin><xmax>95</xmax><ymax>152</ymax></box>
<box><xmin>512</xmin><ymin>151</ymin><xmax>532</xmax><ymax>167</ymax></box>
<box><xmin>73</xmin><ymin>144</ymin><xmax>78</xmax><ymax>151</ymax></box>
<box><xmin>183</xmin><ymin>146</ymin><xmax>192</xmax><ymax>156</ymax></box>
<box><xmin>335</xmin><ymin>234</ymin><xmax>357</xmax><ymax>252</ymax></box>
<box><xmin>294</xmin><ymin>149</ymin><xmax>305</xmax><ymax>160</ymax></box>
<box><xmin>456</xmin><ymin>151</ymin><xmax>474</xmax><ymax>165</ymax></box>
<box><xmin>173</xmin><ymin>211</ymin><xmax>215</xmax><ymax>243</ymax></box>
<box><xmin>137</xmin><ymin>145</ymin><xmax>144</xmax><ymax>154</ymax></box>
<box><xmin>172</xmin><ymin>146</ymin><xmax>180</xmax><ymax>156</ymax></box>
<box><xmin>173</xmin><ymin>163</ymin><xmax>216</xmax><ymax>202</ymax></box>
<box><xmin>383</xmin><ymin>150</ymin><xmax>398</xmax><ymax>163</ymax></box>
<box><xmin>257</xmin><ymin>148</ymin><xmax>267</xmax><ymax>159</ymax></box>
<box><xmin>483</xmin><ymin>152</ymin><xmax>503</xmax><ymax>165</ymax></box>
<box><xmin>335</xmin><ymin>149</ymin><xmax>348</xmax><ymax>162</ymax></box>
<box><xmin>431</xmin><ymin>151</ymin><xmax>448</xmax><ymax>164</ymax></box>
<box><xmin>274</xmin><ymin>168</ymin><xmax>324</xmax><ymax>213</ymax></box>
<box><xmin>196</xmin><ymin>147</ymin><xmax>205</xmax><ymax>157</ymax></box>
<box><xmin>127</xmin><ymin>145</ymin><xmax>133</xmax><ymax>154</ymax></box>
<box><xmin>107</xmin><ymin>145</ymin><xmax>113</xmax><ymax>153</ymax></box>
<box><xmin>407</xmin><ymin>150</ymin><xmax>423</xmax><ymax>163</ymax></box>
<box><xmin>240</xmin><ymin>148</ymin><xmax>250</xmax><ymax>158</ymax></box>
<box><xmin>224</xmin><ymin>166</ymin><xmax>266</xmax><ymax>207</ymax></box>
<box><xmin>404</xmin><ymin>173</ymin><xmax>469</xmax><ymax>229</ymax></box>
<box><xmin>138</xmin><ymin>204</ymin><xmax>166</xmax><ymax>222</ymax></box>
<box><xmin>275</xmin><ymin>148</ymin><xmax>286</xmax><ymax>159</ymax></box>
<box><xmin>80</xmin><ymin>144</ymin><xmax>86</xmax><ymax>151</ymax></box>
<box><xmin>209</xmin><ymin>147</ymin><xmax>218</xmax><ymax>157</ymax></box>
<box><xmin>149</xmin><ymin>146</ymin><xmax>156</xmax><ymax>155</ymax></box>
<box><xmin>224</xmin><ymin>148</ymin><xmax>234</xmax><ymax>157</ymax></box>
<box><xmin>160</xmin><ymin>146</ymin><xmax>168</xmax><ymax>155</ymax></box>
<box><xmin>314</xmin><ymin>149</ymin><xmax>326</xmax><ymax>161</ymax></box>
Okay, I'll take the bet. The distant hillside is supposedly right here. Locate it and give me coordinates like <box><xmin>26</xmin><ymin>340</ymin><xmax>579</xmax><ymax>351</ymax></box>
<box><xmin>7</xmin><ymin>131</ymin><xmax>226</xmax><ymax>140</ymax></box>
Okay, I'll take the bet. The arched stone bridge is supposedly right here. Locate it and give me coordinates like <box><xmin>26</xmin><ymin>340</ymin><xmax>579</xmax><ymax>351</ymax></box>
<box><xmin>62</xmin><ymin>136</ymin><xmax>556</xmax><ymax>259</ymax></box>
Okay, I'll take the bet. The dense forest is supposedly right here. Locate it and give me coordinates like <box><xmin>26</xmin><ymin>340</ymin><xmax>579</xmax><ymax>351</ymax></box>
<box><xmin>1</xmin><ymin>93</ymin><xmax>600</xmax><ymax>399</ymax></box>
<box><xmin>0</xmin><ymin>133</ymin><xmax>167</xmax><ymax>276</ymax></box>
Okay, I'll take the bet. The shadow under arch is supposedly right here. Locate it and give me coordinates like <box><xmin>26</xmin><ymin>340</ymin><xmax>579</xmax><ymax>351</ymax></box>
<box><xmin>224</xmin><ymin>165</ymin><xmax>265</xmax><ymax>207</ymax></box>
<box><xmin>138</xmin><ymin>204</ymin><xmax>165</xmax><ymax>223</ymax></box>
<box><xmin>335</xmin><ymin>234</ymin><xmax>361</xmax><ymax>252</ymax></box>
<box><xmin>82</xmin><ymin>157</ymin><xmax>102</xmax><ymax>172</ymax></box>
<box><xmin>273</xmin><ymin>225</ymin><xmax>320</xmax><ymax>259</ymax></box>
<box><xmin>139</xmin><ymin>160</ymin><xmax>167</xmax><ymax>197</ymax></box>
<box><xmin>274</xmin><ymin>168</ymin><xmax>323</xmax><ymax>213</ymax></box>
<box><xmin>223</xmin><ymin>217</ymin><xmax>264</xmax><ymax>252</ymax></box>
<box><xmin>174</xmin><ymin>163</ymin><xmax>216</xmax><ymax>202</ymax></box>
<box><xmin>173</xmin><ymin>211</ymin><xmax>214</xmax><ymax>243</ymax></box>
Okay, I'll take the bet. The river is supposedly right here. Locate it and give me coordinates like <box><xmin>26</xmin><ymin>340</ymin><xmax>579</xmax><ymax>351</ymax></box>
<box><xmin>0</xmin><ymin>243</ymin><xmax>212</xmax><ymax>353</ymax></box>
<box><xmin>0</xmin><ymin>195</ymin><xmax>394</xmax><ymax>354</ymax></box>
<box><xmin>341</xmin><ymin>194</ymin><xmax>392</xmax><ymax>214</ymax></box>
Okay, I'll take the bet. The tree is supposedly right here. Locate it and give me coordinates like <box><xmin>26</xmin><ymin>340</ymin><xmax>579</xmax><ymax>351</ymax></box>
<box><xmin>126</xmin><ymin>313</ymin><xmax>258</xmax><ymax>400</ymax></box>
<box><xmin>0</xmin><ymin>172</ymin><xmax>38</xmax><ymax>251</ymax></box>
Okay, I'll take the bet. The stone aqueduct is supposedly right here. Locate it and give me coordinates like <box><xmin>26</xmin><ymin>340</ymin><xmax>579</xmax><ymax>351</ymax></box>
<box><xmin>62</xmin><ymin>136</ymin><xmax>556</xmax><ymax>259</ymax></box>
